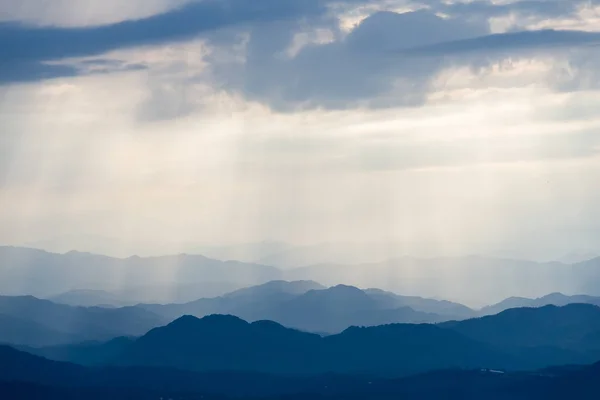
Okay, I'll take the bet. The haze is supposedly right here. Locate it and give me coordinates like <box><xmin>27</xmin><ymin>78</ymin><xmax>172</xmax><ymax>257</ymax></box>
<box><xmin>1</xmin><ymin>0</ymin><xmax>600</xmax><ymax>263</ymax></box>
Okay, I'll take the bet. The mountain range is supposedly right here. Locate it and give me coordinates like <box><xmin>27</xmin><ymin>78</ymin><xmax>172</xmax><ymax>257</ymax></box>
<box><xmin>23</xmin><ymin>304</ymin><xmax>600</xmax><ymax>376</ymax></box>
<box><xmin>481</xmin><ymin>292</ymin><xmax>600</xmax><ymax>315</ymax></box>
<box><xmin>0</xmin><ymin>296</ymin><xmax>165</xmax><ymax>346</ymax></box>
<box><xmin>5</xmin><ymin>246</ymin><xmax>600</xmax><ymax>306</ymax></box>
<box><xmin>138</xmin><ymin>282</ymin><xmax>475</xmax><ymax>333</ymax></box>
<box><xmin>0</xmin><ymin>246</ymin><xmax>279</xmax><ymax>302</ymax></box>
<box><xmin>5</xmin><ymin>277</ymin><xmax>600</xmax><ymax>346</ymax></box>
<box><xmin>2</xmin><ymin>344</ymin><xmax>600</xmax><ymax>400</ymax></box>
<box><xmin>285</xmin><ymin>255</ymin><xmax>600</xmax><ymax>306</ymax></box>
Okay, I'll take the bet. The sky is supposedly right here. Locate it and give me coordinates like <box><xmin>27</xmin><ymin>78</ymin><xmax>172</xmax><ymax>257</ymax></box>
<box><xmin>1</xmin><ymin>0</ymin><xmax>600</xmax><ymax>260</ymax></box>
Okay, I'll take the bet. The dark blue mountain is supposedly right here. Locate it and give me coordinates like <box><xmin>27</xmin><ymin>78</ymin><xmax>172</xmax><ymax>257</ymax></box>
<box><xmin>109</xmin><ymin>313</ymin><xmax>518</xmax><ymax>375</ymax></box>
<box><xmin>441</xmin><ymin>304</ymin><xmax>600</xmax><ymax>365</ymax></box>
<box><xmin>0</xmin><ymin>295</ymin><xmax>165</xmax><ymax>345</ymax></box>
<box><xmin>1</xmin><ymin>345</ymin><xmax>600</xmax><ymax>400</ymax></box>
<box><xmin>481</xmin><ymin>293</ymin><xmax>600</xmax><ymax>316</ymax></box>
<box><xmin>140</xmin><ymin>283</ymin><xmax>453</xmax><ymax>333</ymax></box>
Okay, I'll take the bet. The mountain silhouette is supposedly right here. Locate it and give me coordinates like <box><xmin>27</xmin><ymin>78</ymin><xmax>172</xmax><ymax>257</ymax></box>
<box><xmin>0</xmin><ymin>314</ymin><xmax>79</xmax><ymax>347</ymax></box>
<box><xmin>223</xmin><ymin>280</ymin><xmax>326</xmax><ymax>298</ymax></box>
<box><xmin>442</xmin><ymin>304</ymin><xmax>600</xmax><ymax>365</ymax></box>
<box><xmin>92</xmin><ymin>314</ymin><xmax>518</xmax><ymax>375</ymax></box>
<box><xmin>364</xmin><ymin>288</ymin><xmax>476</xmax><ymax>319</ymax></box>
<box><xmin>29</xmin><ymin>304</ymin><xmax>600</xmax><ymax>375</ymax></box>
<box><xmin>19</xmin><ymin>336</ymin><xmax>135</xmax><ymax>366</ymax></box>
<box><xmin>48</xmin><ymin>289</ymin><xmax>130</xmax><ymax>307</ymax></box>
<box><xmin>0</xmin><ymin>295</ymin><xmax>165</xmax><ymax>345</ymax></box>
<box><xmin>141</xmin><ymin>283</ymin><xmax>456</xmax><ymax>333</ymax></box>
<box><xmin>2</xmin><ymin>343</ymin><xmax>600</xmax><ymax>400</ymax></box>
<box><xmin>0</xmin><ymin>246</ymin><xmax>281</xmax><ymax>302</ymax></box>
<box><xmin>266</xmin><ymin>285</ymin><xmax>447</xmax><ymax>333</ymax></box>
<box><xmin>481</xmin><ymin>293</ymin><xmax>600</xmax><ymax>315</ymax></box>
<box><xmin>283</xmin><ymin>256</ymin><xmax>599</xmax><ymax>305</ymax></box>
<box><xmin>117</xmin><ymin>315</ymin><xmax>325</xmax><ymax>373</ymax></box>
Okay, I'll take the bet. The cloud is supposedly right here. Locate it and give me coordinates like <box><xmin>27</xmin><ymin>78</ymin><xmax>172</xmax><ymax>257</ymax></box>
<box><xmin>2</xmin><ymin>0</ymin><xmax>600</xmax><ymax>113</ymax></box>
<box><xmin>0</xmin><ymin>0</ymin><xmax>328</xmax><ymax>83</ymax></box>
<box><xmin>437</xmin><ymin>0</ymin><xmax>583</xmax><ymax>20</ymax></box>
<box><xmin>201</xmin><ymin>8</ymin><xmax>600</xmax><ymax>111</ymax></box>
<box><xmin>0</xmin><ymin>0</ymin><xmax>192</xmax><ymax>27</ymax></box>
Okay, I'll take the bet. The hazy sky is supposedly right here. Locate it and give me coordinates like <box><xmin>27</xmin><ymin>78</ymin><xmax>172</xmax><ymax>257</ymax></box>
<box><xmin>1</xmin><ymin>0</ymin><xmax>600</xmax><ymax>259</ymax></box>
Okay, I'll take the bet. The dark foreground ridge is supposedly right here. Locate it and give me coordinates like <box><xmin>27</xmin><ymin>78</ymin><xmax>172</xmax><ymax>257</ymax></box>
<box><xmin>24</xmin><ymin>304</ymin><xmax>600</xmax><ymax>376</ymax></box>
<box><xmin>1</xmin><ymin>345</ymin><xmax>600</xmax><ymax>400</ymax></box>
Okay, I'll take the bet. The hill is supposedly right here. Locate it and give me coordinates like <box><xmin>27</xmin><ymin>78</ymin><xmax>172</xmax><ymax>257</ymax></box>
<box><xmin>2</xmin><ymin>345</ymin><xmax>600</xmax><ymax>400</ymax></box>
<box><xmin>48</xmin><ymin>289</ymin><xmax>130</xmax><ymax>308</ymax></box>
<box><xmin>87</xmin><ymin>314</ymin><xmax>517</xmax><ymax>375</ymax></box>
<box><xmin>444</xmin><ymin>304</ymin><xmax>600</xmax><ymax>348</ymax></box>
<box><xmin>0</xmin><ymin>246</ymin><xmax>281</xmax><ymax>302</ymax></box>
<box><xmin>0</xmin><ymin>296</ymin><xmax>165</xmax><ymax>346</ymax></box>
<box><xmin>442</xmin><ymin>304</ymin><xmax>600</xmax><ymax>364</ymax></box>
<box><xmin>283</xmin><ymin>256</ymin><xmax>600</xmax><ymax>306</ymax></box>
<box><xmin>0</xmin><ymin>314</ymin><xmax>79</xmax><ymax>347</ymax></box>
<box><xmin>140</xmin><ymin>283</ymin><xmax>464</xmax><ymax>333</ymax></box>
<box><xmin>481</xmin><ymin>293</ymin><xmax>600</xmax><ymax>315</ymax></box>
<box><xmin>30</xmin><ymin>304</ymin><xmax>600</xmax><ymax>374</ymax></box>
<box><xmin>265</xmin><ymin>285</ymin><xmax>447</xmax><ymax>333</ymax></box>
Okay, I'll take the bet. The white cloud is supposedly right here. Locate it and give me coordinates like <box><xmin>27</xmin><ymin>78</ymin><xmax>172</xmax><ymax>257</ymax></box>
<box><xmin>0</xmin><ymin>0</ymin><xmax>192</xmax><ymax>27</ymax></box>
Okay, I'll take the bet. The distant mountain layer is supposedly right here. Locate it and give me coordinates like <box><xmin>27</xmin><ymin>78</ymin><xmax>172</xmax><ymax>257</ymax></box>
<box><xmin>0</xmin><ymin>314</ymin><xmax>80</xmax><ymax>347</ymax></box>
<box><xmin>4</xmin><ymin>246</ymin><xmax>600</xmax><ymax>305</ymax></box>
<box><xmin>283</xmin><ymin>256</ymin><xmax>600</xmax><ymax>305</ymax></box>
<box><xmin>442</xmin><ymin>304</ymin><xmax>600</xmax><ymax>365</ymax></box>
<box><xmin>0</xmin><ymin>246</ymin><xmax>281</xmax><ymax>302</ymax></box>
<box><xmin>49</xmin><ymin>289</ymin><xmax>130</xmax><ymax>308</ymax></box>
<box><xmin>0</xmin><ymin>296</ymin><xmax>166</xmax><ymax>346</ymax></box>
<box><xmin>2</xmin><ymin>345</ymin><xmax>600</xmax><ymax>400</ymax></box>
<box><xmin>481</xmin><ymin>293</ymin><xmax>600</xmax><ymax>315</ymax></box>
<box><xmin>28</xmin><ymin>304</ymin><xmax>600</xmax><ymax>376</ymax></box>
<box><xmin>20</xmin><ymin>314</ymin><xmax>520</xmax><ymax>375</ymax></box>
<box><xmin>140</xmin><ymin>282</ymin><xmax>475</xmax><ymax>333</ymax></box>
<box><xmin>0</xmin><ymin>280</ymin><xmax>474</xmax><ymax>347</ymax></box>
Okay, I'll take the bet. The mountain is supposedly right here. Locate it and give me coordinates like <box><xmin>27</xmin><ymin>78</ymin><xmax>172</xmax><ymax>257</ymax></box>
<box><xmin>3</xmin><ymin>344</ymin><xmax>600</xmax><ymax>400</ymax></box>
<box><xmin>48</xmin><ymin>289</ymin><xmax>130</xmax><ymax>307</ymax></box>
<box><xmin>0</xmin><ymin>296</ymin><xmax>165</xmax><ymax>346</ymax></box>
<box><xmin>364</xmin><ymin>288</ymin><xmax>476</xmax><ymax>319</ymax></box>
<box><xmin>107</xmin><ymin>306</ymin><xmax>600</xmax><ymax>375</ymax></box>
<box><xmin>481</xmin><ymin>293</ymin><xmax>600</xmax><ymax>315</ymax></box>
<box><xmin>111</xmin><ymin>314</ymin><xmax>519</xmax><ymax>375</ymax></box>
<box><xmin>189</xmin><ymin>241</ymin><xmax>294</xmax><ymax>263</ymax></box>
<box><xmin>556</xmin><ymin>251</ymin><xmax>599</xmax><ymax>264</ymax></box>
<box><xmin>7</xmin><ymin>246</ymin><xmax>600</xmax><ymax>307</ymax></box>
<box><xmin>442</xmin><ymin>304</ymin><xmax>600</xmax><ymax>364</ymax></box>
<box><xmin>283</xmin><ymin>256</ymin><xmax>600</xmax><ymax>306</ymax></box>
<box><xmin>140</xmin><ymin>283</ymin><xmax>456</xmax><ymax>333</ymax></box>
<box><xmin>0</xmin><ymin>344</ymin><xmax>377</xmax><ymax>398</ymax></box>
<box><xmin>0</xmin><ymin>314</ymin><xmax>80</xmax><ymax>347</ymax></box>
<box><xmin>223</xmin><ymin>280</ymin><xmax>326</xmax><ymax>298</ymax></box>
<box><xmin>20</xmin><ymin>336</ymin><xmax>135</xmax><ymax>366</ymax></box>
<box><xmin>265</xmin><ymin>285</ymin><xmax>447</xmax><ymax>333</ymax></box>
<box><xmin>0</xmin><ymin>246</ymin><xmax>281</xmax><ymax>301</ymax></box>
<box><xmin>139</xmin><ymin>280</ymin><xmax>325</xmax><ymax>321</ymax></box>
<box><xmin>26</xmin><ymin>235</ymin><xmax>292</xmax><ymax>263</ymax></box>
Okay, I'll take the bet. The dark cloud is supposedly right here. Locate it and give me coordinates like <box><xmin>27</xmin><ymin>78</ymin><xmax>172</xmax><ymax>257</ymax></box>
<box><xmin>3</xmin><ymin>0</ymin><xmax>600</xmax><ymax>112</ymax></box>
<box><xmin>0</xmin><ymin>0</ymin><xmax>328</xmax><ymax>83</ymax></box>
<box><xmin>0</xmin><ymin>61</ymin><xmax>79</xmax><ymax>84</ymax></box>
<box><xmin>204</xmin><ymin>9</ymin><xmax>600</xmax><ymax>111</ymax></box>
<box><xmin>405</xmin><ymin>29</ymin><xmax>600</xmax><ymax>56</ymax></box>
<box><xmin>203</xmin><ymin>10</ymin><xmax>489</xmax><ymax>111</ymax></box>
